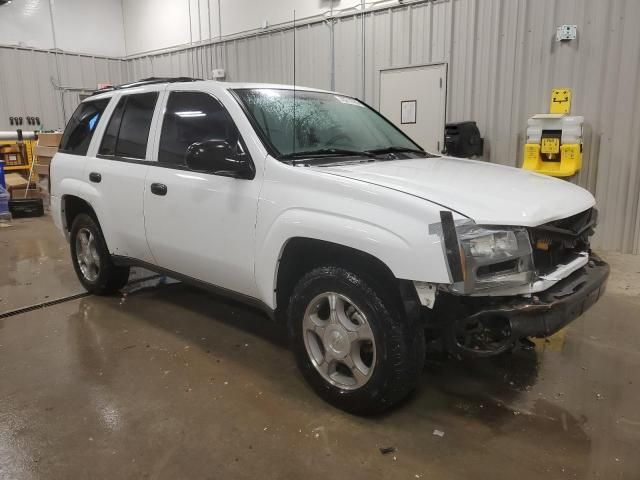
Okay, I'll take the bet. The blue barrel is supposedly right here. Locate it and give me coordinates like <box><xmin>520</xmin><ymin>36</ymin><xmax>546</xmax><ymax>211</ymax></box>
<box><xmin>0</xmin><ymin>160</ymin><xmax>5</xmax><ymax>189</ymax></box>
<box><xmin>0</xmin><ymin>185</ymin><xmax>9</xmax><ymax>220</ymax></box>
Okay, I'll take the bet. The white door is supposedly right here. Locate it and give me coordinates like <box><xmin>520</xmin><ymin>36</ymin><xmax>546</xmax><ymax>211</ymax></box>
<box><xmin>379</xmin><ymin>64</ymin><xmax>447</xmax><ymax>153</ymax></box>
<box><xmin>143</xmin><ymin>90</ymin><xmax>261</xmax><ymax>298</ymax></box>
<box><xmin>80</xmin><ymin>90</ymin><xmax>161</xmax><ymax>263</ymax></box>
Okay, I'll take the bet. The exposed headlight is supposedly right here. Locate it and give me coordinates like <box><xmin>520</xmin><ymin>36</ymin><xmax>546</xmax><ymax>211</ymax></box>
<box><xmin>452</xmin><ymin>224</ymin><xmax>534</xmax><ymax>294</ymax></box>
<box><xmin>466</xmin><ymin>230</ymin><xmax>519</xmax><ymax>258</ymax></box>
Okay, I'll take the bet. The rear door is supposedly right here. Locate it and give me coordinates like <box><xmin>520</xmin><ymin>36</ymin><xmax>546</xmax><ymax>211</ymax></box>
<box><xmin>81</xmin><ymin>90</ymin><xmax>161</xmax><ymax>262</ymax></box>
<box><xmin>143</xmin><ymin>89</ymin><xmax>262</xmax><ymax>298</ymax></box>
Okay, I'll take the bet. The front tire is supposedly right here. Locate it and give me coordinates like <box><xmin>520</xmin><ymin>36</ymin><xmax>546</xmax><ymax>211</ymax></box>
<box><xmin>70</xmin><ymin>213</ymin><xmax>130</xmax><ymax>295</ymax></box>
<box><xmin>288</xmin><ymin>266</ymin><xmax>425</xmax><ymax>415</ymax></box>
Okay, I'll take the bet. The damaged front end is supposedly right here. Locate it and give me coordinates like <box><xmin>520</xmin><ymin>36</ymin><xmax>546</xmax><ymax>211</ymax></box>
<box><xmin>428</xmin><ymin>208</ymin><xmax>609</xmax><ymax>356</ymax></box>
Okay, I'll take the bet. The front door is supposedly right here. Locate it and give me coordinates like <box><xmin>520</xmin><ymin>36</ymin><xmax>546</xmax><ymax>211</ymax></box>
<box><xmin>143</xmin><ymin>90</ymin><xmax>261</xmax><ymax>298</ymax></box>
<box><xmin>379</xmin><ymin>64</ymin><xmax>447</xmax><ymax>153</ymax></box>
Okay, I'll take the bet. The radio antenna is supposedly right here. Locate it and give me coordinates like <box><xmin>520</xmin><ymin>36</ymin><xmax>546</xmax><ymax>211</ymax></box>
<box><xmin>292</xmin><ymin>9</ymin><xmax>297</xmax><ymax>154</ymax></box>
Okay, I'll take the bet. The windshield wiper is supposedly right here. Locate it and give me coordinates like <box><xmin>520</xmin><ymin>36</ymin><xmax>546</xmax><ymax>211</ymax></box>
<box><xmin>365</xmin><ymin>146</ymin><xmax>426</xmax><ymax>156</ymax></box>
<box><xmin>282</xmin><ymin>148</ymin><xmax>376</xmax><ymax>162</ymax></box>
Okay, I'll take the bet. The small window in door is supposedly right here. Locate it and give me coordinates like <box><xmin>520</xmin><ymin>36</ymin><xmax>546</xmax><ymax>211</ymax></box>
<box><xmin>98</xmin><ymin>92</ymin><xmax>158</xmax><ymax>160</ymax></box>
<box><xmin>158</xmin><ymin>91</ymin><xmax>243</xmax><ymax>166</ymax></box>
<box><xmin>59</xmin><ymin>98</ymin><xmax>110</xmax><ymax>155</ymax></box>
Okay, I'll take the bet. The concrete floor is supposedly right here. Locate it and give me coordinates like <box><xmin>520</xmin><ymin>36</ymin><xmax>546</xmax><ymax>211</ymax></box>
<box><xmin>1</xmin><ymin>216</ymin><xmax>639</xmax><ymax>479</ymax></box>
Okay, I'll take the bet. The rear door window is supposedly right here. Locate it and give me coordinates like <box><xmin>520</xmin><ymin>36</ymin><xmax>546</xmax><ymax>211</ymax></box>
<box><xmin>59</xmin><ymin>99</ymin><xmax>110</xmax><ymax>155</ymax></box>
<box><xmin>98</xmin><ymin>92</ymin><xmax>158</xmax><ymax>160</ymax></box>
<box><xmin>158</xmin><ymin>91</ymin><xmax>241</xmax><ymax>166</ymax></box>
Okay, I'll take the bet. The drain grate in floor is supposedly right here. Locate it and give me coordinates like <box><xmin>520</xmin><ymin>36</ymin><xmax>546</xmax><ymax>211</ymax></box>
<box><xmin>0</xmin><ymin>292</ymin><xmax>92</xmax><ymax>319</ymax></box>
<box><xmin>0</xmin><ymin>275</ymin><xmax>165</xmax><ymax>319</ymax></box>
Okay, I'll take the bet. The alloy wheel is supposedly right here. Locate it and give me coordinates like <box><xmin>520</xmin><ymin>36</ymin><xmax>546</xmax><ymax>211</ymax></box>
<box><xmin>302</xmin><ymin>292</ymin><xmax>376</xmax><ymax>390</ymax></box>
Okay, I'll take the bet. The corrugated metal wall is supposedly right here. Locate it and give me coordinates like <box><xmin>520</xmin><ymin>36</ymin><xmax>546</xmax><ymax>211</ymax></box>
<box><xmin>123</xmin><ymin>0</ymin><xmax>640</xmax><ymax>253</ymax></box>
<box><xmin>0</xmin><ymin>47</ymin><xmax>126</xmax><ymax>131</ymax></box>
<box><xmin>7</xmin><ymin>0</ymin><xmax>636</xmax><ymax>253</ymax></box>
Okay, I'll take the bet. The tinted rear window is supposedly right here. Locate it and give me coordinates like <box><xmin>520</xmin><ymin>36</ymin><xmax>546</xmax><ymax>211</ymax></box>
<box><xmin>59</xmin><ymin>99</ymin><xmax>110</xmax><ymax>155</ymax></box>
<box><xmin>98</xmin><ymin>92</ymin><xmax>158</xmax><ymax>160</ymax></box>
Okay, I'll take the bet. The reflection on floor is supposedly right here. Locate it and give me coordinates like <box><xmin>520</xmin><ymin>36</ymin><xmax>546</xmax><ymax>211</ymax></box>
<box><xmin>1</xmin><ymin>216</ymin><xmax>639</xmax><ymax>479</ymax></box>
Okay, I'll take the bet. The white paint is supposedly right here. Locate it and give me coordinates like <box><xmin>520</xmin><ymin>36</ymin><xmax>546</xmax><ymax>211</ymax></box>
<box><xmin>51</xmin><ymin>0</ymin><xmax>126</xmax><ymax>57</ymax></box>
<box><xmin>121</xmin><ymin>0</ymin><xmax>364</xmax><ymax>56</ymax></box>
<box><xmin>379</xmin><ymin>64</ymin><xmax>447</xmax><ymax>153</ymax></box>
<box><xmin>122</xmin><ymin>0</ymin><xmax>193</xmax><ymax>55</ymax></box>
<box><xmin>0</xmin><ymin>0</ymin><xmax>125</xmax><ymax>57</ymax></box>
<box><xmin>0</xmin><ymin>0</ymin><xmax>396</xmax><ymax>57</ymax></box>
<box><xmin>51</xmin><ymin>80</ymin><xmax>599</xmax><ymax>310</ymax></box>
<box><xmin>315</xmin><ymin>156</ymin><xmax>595</xmax><ymax>227</ymax></box>
<box><xmin>0</xmin><ymin>0</ymin><xmax>54</xmax><ymax>50</ymax></box>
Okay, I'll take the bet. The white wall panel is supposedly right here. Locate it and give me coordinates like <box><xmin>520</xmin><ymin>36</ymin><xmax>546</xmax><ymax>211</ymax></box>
<box><xmin>0</xmin><ymin>0</ymin><xmax>54</xmax><ymax>51</ymax></box>
<box><xmin>51</xmin><ymin>0</ymin><xmax>126</xmax><ymax>57</ymax></box>
<box><xmin>122</xmin><ymin>0</ymin><xmax>370</xmax><ymax>56</ymax></box>
<box><xmin>0</xmin><ymin>0</ymin><xmax>125</xmax><ymax>57</ymax></box>
<box><xmin>122</xmin><ymin>0</ymin><xmax>192</xmax><ymax>54</ymax></box>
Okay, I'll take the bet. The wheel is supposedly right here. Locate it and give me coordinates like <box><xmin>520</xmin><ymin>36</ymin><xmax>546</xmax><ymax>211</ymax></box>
<box><xmin>70</xmin><ymin>213</ymin><xmax>130</xmax><ymax>295</ymax></box>
<box><xmin>288</xmin><ymin>266</ymin><xmax>425</xmax><ymax>415</ymax></box>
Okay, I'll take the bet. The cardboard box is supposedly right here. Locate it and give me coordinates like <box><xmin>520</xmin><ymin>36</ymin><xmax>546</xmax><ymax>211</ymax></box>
<box><xmin>36</xmin><ymin>156</ymin><xmax>52</xmax><ymax>166</ymax></box>
<box><xmin>35</xmin><ymin>144</ymin><xmax>58</xmax><ymax>158</ymax></box>
<box><xmin>35</xmin><ymin>164</ymin><xmax>50</xmax><ymax>176</ymax></box>
<box><xmin>37</xmin><ymin>132</ymin><xmax>63</xmax><ymax>147</ymax></box>
<box><xmin>10</xmin><ymin>188</ymin><xmax>41</xmax><ymax>200</ymax></box>
<box><xmin>4</xmin><ymin>173</ymin><xmax>29</xmax><ymax>190</ymax></box>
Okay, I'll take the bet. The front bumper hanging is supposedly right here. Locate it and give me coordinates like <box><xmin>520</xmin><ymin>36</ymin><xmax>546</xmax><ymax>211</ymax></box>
<box><xmin>433</xmin><ymin>253</ymin><xmax>609</xmax><ymax>356</ymax></box>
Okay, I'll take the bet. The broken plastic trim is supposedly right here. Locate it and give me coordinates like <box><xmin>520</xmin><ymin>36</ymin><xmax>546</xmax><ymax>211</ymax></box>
<box><xmin>439</xmin><ymin>211</ymin><xmax>465</xmax><ymax>283</ymax></box>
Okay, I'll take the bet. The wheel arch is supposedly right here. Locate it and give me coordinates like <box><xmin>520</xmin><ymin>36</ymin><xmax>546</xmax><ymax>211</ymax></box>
<box><xmin>61</xmin><ymin>194</ymin><xmax>100</xmax><ymax>232</ymax></box>
<box><xmin>273</xmin><ymin>237</ymin><xmax>420</xmax><ymax>322</ymax></box>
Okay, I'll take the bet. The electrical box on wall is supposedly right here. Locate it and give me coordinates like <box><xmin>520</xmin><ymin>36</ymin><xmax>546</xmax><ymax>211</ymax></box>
<box><xmin>211</xmin><ymin>69</ymin><xmax>226</xmax><ymax>80</ymax></box>
<box><xmin>556</xmin><ymin>24</ymin><xmax>577</xmax><ymax>42</ymax></box>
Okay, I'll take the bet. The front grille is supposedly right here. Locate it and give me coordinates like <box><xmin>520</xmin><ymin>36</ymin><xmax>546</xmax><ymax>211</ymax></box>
<box><xmin>528</xmin><ymin>208</ymin><xmax>596</xmax><ymax>275</ymax></box>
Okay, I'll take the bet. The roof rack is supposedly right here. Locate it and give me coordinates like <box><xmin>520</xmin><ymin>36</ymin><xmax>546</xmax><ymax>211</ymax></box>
<box><xmin>90</xmin><ymin>77</ymin><xmax>202</xmax><ymax>96</ymax></box>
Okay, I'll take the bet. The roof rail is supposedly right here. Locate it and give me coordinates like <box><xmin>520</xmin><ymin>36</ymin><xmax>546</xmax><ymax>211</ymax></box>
<box><xmin>90</xmin><ymin>77</ymin><xmax>202</xmax><ymax>96</ymax></box>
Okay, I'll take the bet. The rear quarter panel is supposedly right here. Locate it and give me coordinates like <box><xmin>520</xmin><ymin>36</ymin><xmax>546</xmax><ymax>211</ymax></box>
<box><xmin>50</xmin><ymin>152</ymin><xmax>88</xmax><ymax>233</ymax></box>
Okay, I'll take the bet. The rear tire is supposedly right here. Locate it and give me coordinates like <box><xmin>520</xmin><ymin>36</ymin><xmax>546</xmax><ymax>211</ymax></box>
<box><xmin>70</xmin><ymin>213</ymin><xmax>130</xmax><ymax>295</ymax></box>
<box><xmin>288</xmin><ymin>266</ymin><xmax>425</xmax><ymax>415</ymax></box>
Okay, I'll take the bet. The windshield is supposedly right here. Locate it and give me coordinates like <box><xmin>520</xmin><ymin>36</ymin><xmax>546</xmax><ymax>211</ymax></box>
<box><xmin>233</xmin><ymin>88</ymin><xmax>423</xmax><ymax>159</ymax></box>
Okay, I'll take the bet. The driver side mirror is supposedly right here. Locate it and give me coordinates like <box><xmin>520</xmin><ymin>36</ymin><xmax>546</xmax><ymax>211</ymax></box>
<box><xmin>185</xmin><ymin>140</ymin><xmax>254</xmax><ymax>179</ymax></box>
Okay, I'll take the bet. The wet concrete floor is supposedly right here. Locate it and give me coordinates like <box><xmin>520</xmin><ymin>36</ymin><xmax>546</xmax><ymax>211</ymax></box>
<box><xmin>1</xmin><ymin>216</ymin><xmax>639</xmax><ymax>479</ymax></box>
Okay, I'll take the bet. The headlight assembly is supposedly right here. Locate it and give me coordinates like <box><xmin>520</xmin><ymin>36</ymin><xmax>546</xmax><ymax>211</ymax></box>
<box><xmin>431</xmin><ymin>212</ymin><xmax>536</xmax><ymax>294</ymax></box>
<box><xmin>452</xmin><ymin>224</ymin><xmax>534</xmax><ymax>294</ymax></box>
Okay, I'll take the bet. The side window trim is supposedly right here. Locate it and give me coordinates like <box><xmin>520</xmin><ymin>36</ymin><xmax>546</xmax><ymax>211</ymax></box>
<box><xmin>86</xmin><ymin>94</ymin><xmax>119</xmax><ymax>157</ymax></box>
<box><xmin>111</xmin><ymin>96</ymin><xmax>128</xmax><ymax>158</ymax></box>
<box><xmin>145</xmin><ymin>88</ymin><xmax>169</xmax><ymax>164</ymax></box>
<box><xmin>156</xmin><ymin>89</ymin><xmax>254</xmax><ymax>173</ymax></box>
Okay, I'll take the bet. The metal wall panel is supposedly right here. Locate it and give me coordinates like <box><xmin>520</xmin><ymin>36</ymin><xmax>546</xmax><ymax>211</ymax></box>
<box><xmin>109</xmin><ymin>0</ymin><xmax>640</xmax><ymax>253</ymax></box>
<box><xmin>0</xmin><ymin>47</ymin><xmax>126</xmax><ymax>131</ymax></box>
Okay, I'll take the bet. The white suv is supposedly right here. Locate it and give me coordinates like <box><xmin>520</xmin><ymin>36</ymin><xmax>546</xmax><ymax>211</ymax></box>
<box><xmin>51</xmin><ymin>78</ymin><xmax>609</xmax><ymax>414</ymax></box>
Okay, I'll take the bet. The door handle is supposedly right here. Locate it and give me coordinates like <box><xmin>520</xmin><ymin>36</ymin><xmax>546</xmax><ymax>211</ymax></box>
<box><xmin>150</xmin><ymin>183</ymin><xmax>167</xmax><ymax>196</ymax></box>
<box><xmin>89</xmin><ymin>172</ymin><xmax>101</xmax><ymax>183</ymax></box>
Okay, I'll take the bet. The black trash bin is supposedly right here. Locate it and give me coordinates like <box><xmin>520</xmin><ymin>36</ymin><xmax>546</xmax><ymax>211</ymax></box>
<box><xmin>444</xmin><ymin>121</ymin><xmax>484</xmax><ymax>158</ymax></box>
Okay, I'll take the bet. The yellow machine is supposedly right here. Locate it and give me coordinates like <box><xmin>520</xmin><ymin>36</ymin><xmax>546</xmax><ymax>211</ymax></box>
<box><xmin>522</xmin><ymin>88</ymin><xmax>583</xmax><ymax>177</ymax></box>
<box><xmin>0</xmin><ymin>139</ymin><xmax>36</xmax><ymax>173</ymax></box>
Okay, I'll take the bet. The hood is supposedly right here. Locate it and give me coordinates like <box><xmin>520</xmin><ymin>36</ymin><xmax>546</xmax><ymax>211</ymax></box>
<box><xmin>311</xmin><ymin>156</ymin><xmax>595</xmax><ymax>226</ymax></box>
